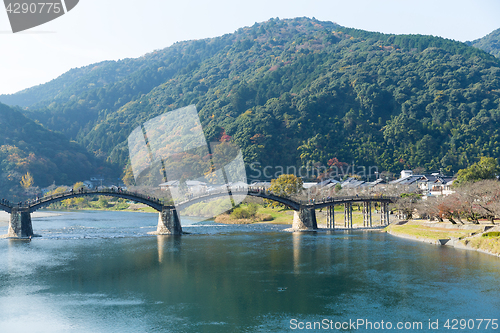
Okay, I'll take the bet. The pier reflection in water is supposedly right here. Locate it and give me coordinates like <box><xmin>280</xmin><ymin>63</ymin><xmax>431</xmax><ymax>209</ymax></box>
<box><xmin>0</xmin><ymin>211</ymin><xmax>499</xmax><ymax>332</ymax></box>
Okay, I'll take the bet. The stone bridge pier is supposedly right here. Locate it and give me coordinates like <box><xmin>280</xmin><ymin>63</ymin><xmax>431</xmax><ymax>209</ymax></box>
<box><xmin>7</xmin><ymin>208</ymin><xmax>34</xmax><ymax>238</ymax></box>
<box><xmin>151</xmin><ymin>208</ymin><xmax>182</xmax><ymax>235</ymax></box>
<box><xmin>292</xmin><ymin>207</ymin><xmax>317</xmax><ymax>230</ymax></box>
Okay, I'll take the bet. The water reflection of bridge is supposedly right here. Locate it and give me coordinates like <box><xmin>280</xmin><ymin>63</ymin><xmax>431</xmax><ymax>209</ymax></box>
<box><xmin>0</xmin><ymin>188</ymin><xmax>395</xmax><ymax>238</ymax></box>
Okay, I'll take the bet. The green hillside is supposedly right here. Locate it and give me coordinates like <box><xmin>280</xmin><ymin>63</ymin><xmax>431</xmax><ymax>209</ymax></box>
<box><xmin>0</xmin><ymin>103</ymin><xmax>110</xmax><ymax>200</ymax></box>
<box><xmin>3</xmin><ymin>34</ymin><xmax>248</xmax><ymax>143</ymax></box>
<box><xmin>3</xmin><ymin>17</ymin><xmax>500</xmax><ymax>181</ymax></box>
<box><xmin>0</xmin><ymin>60</ymin><xmax>135</xmax><ymax>108</ymax></box>
<box><xmin>0</xmin><ymin>46</ymin><xmax>222</xmax><ymax>109</ymax></box>
<box><xmin>470</xmin><ymin>28</ymin><xmax>500</xmax><ymax>58</ymax></box>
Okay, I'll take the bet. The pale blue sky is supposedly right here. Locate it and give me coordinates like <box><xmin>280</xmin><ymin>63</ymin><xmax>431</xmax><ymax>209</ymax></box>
<box><xmin>1</xmin><ymin>0</ymin><xmax>499</xmax><ymax>95</ymax></box>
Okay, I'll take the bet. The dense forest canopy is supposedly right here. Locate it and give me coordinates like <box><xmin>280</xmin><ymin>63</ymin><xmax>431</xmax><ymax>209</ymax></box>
<box><xmin>0</xmin><ymin>103</ymin><xmax>109</xmax><ymax>200</ymax></box>
<box><xmin>470</xmin><ymin>28</ymin><xmax>500</xmax><ymax>59</ymax></box>
<box><xmin>1</xmin><ymin>17</ymin><xmax>500</xmax><ymax>184</ymax></box>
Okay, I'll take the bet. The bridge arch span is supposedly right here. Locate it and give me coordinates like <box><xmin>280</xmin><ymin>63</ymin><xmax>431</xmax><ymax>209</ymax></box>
<box><xmin>170</xmin><ymin>189</ymin><xmax>396</xmax><ymax>212</ymax></box>
<box><xmin>29</xmin><ymin>189</ymin><xmax>167</xmax><ymax>212</ymax></box>
<box><xmin>175</xmin><ymin>188</ymin><xmax>300</xmax><ymax>211</ymax></box>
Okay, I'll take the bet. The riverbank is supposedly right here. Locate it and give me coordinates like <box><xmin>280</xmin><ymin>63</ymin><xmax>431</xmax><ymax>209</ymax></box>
<box><xmin>386</xmin><ymin>220</ymin><xmax>500</xmax><ymax>258</ymax></box>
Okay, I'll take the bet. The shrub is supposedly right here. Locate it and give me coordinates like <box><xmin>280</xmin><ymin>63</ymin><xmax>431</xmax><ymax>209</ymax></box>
<box><xmin>259</xmin><ymin>213</ymin><xmax>273</xmax><ymax>221</ymax></box>
<box><xmin>231</xmin><ymin>207</ymin><xmax>250</xmax><ymax>219</ymax></box>
<box><xmin>230</xmin><ymin>203</ymin><xmax>259</xmax><ymax>219</ymax></box>
<box><xmin>482</xmin><ymin>232</ymin><xmax>500</xmax><ymax>238</ymax></box>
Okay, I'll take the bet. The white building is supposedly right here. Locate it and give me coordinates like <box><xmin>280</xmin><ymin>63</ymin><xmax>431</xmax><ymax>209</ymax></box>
<box><xmin>400</xmin><ymin>170</ymin><xmax>413</xmax><ymax>178</ymax></box>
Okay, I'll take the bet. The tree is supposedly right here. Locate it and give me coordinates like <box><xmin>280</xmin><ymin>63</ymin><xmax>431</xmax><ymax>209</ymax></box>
<box><xmin>269</xmin><ymin>174</ymin><xmax>303</xmax><ymax>196</ymax></box>
<box><xmin>122</xmin><ymin>165</ymin><xmax>135</xmax><ymax>186</ymax></box>
<box><xmin>395</xmin><ymin>193</ymin><xmax>421</xmax><ymax>219</ymax></box>
<box><xmin>424</xmin><ymin>180</ymin><xmax>500</xmax><ymax>224</ymax></box>
<box><xmin>462</xmin><ymin>180</ymin><xmax>500</xmax><ymax>224</ymax></box>
<box><xmin>455</xmin><ymin>157</ymin><xmax>500</xmax><ymax>185</ymax></box>
<box><xmin>73</xmin><ymin>182</ymin><xmax>85</xmax><ymax>191</ymax></box>
<box><xmin>98</xmin><ymin>196</ymin><xmax>109</xmax><ymax>208</ymax></box>
<box><xmin>434</xmin><ymin>194</ymin><xmax>464</xmax><ymax>224</ymax></box>
<box><xmin>209</xmin><ymin>141</ymin><xmax>241</xmax><ymax>184</ymax></box>
<box><xmin>265</xmin><ymin>174</ymin><xmax>303</xmax><ymax>208</ymax></box>
<box><xmin>20</xmin><ymin>172</ymin><xmax>34</xmax><ymax>190</ymax></box>
<box><xmin>412</xmin><ymin>167</ymin><xmax>426</xmax><ymax>175</ymax></box>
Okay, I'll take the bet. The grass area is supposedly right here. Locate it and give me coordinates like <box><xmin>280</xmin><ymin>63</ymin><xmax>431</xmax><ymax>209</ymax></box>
<box><xmin>214</xmin><ymin>203</ymin><xmax>294</xmax><ymax>224</ymax></box>
<box><xmin>124</xmin><ymin>204</ymin><xmax>157</xmax><ymax>213</ymax></box>
<box><xmin>181</xmin><ymin>198</ymin><xmax>233</xmax><ymax>217</ymax></box>
<box><xmin>462</xmin><ymin>237</ymin><xmax>500</xmax><ymax>255</ymax></box>
<box><xmin>379</xmin><ymin>219</ymin><xmax>500</xmax><ymax>257</ymax></box>
<box><xmin>255</xmin><ymin>205</ymin><xmax>294</xmax><ymax>224</ymax></box>
<box><xmin>316</xmin><ymin>207</ymin><xmax>384</xmax><ymax>228</ymax></box>
<box><xmin>483</xmin><ymin>231</ymin><xmax>500</xmax><ymax>237</ymax></box>
<box><xmin>385</xmin><ymin>221</ymin><xmax>475</xmax><ymax>241</ymax></box>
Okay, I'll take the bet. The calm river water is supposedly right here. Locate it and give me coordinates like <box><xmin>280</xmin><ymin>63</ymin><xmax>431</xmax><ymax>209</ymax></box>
<box><xmin>1</xmin><ymin>211</ymin><xmax>500</xmax><ymax>332</ymax></box>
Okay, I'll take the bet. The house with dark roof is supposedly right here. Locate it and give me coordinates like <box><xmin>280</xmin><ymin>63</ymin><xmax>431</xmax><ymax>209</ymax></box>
<box><xmin>341</xmin><ymin>177</ymin><xmax>365</xmax><ymax>189</ymax></box>
<box><xmin>389</xmin><ymin>171</ymin><xmax>455</xmax><ymax>197</ymax></box>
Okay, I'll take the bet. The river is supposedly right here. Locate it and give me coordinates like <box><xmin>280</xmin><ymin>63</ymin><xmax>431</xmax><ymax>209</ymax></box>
<box><xmin>1</xmin><ymin>211</ymin><xmax>499</xmax><ymax>332</ymax></box>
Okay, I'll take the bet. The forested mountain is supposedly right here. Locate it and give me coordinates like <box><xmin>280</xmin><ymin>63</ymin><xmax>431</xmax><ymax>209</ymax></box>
<box><xmin>0</xmin><ymin>60</ymin><xmax>130</xmax><ymax>108</ymax></box>
<box><xmin>470</xmin><ymin>28</ymin><xmax>500</xmax><ymax>58</ymax></box>
<box><xmin>0</xmin><ymin>43</ymin><xmax>228</xmax><ymax>108</ymax></box>
<box><xmin>0</xmin><ymin>103</ymin><xmax>109</xmax><ymax>199</ymax></box>
<box><xmin>2</xmin><ymin>17</ymin><xmax>500</xmax><ymax>182</ymax></box>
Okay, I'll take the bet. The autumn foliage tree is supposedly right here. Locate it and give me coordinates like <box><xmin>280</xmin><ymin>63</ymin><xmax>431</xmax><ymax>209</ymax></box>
<box><xmin>265</xmin><ymin>174</ymin><xmax>303</xmax><ymax>208</ymax></box>
<box><xmin>20</xmin><ymin>172</ymin><xmax>34</xmax><ymax>190</ymax></box>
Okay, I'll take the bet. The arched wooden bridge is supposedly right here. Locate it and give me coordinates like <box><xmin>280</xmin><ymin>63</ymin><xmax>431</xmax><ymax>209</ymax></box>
<box><xmin>1</xmin><ymin>187</ymin><xmax>396</xmax><ymax>238</ymax></box>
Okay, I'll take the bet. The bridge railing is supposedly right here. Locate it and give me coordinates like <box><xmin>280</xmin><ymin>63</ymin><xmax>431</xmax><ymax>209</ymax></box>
<box><xmin>300</xmin><ymin>195</ymin><xmax>396</xmax><ymax>206</ymax></box>
<box><xmin>0</xmin><ymin>199</ymin><xmax>12</xmax><ymax>206</ymax></box>
<box><xmin>176</xmin><ymin>186</ymin><xmax>294</xmax><ymax>203</ymax></box>
<box><xmin>16</xmin><ymin>188</ymin><xmax>166</xmax><ymax>209</ymax></box>
<box><xmin>246</xmin><ymin>188</ymin><xmax>395</xmax><ymax>206</ymax></box>
<box><xmin>175</xmin><ymin>186</ymin><xmax>395</xmax><ymax>208</ymax></box>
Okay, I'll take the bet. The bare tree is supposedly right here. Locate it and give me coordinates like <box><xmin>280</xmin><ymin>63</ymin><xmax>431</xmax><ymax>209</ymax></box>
<box><xmin>415</xmin><ymin>197</ymin><xmax>436</xmax><ymax>220</ymax></box>
<box><xmin>436</xmin><ymin>194</ymin><xmax>464</xmax><ymax>224</ymax></box>
<box><xmin>421</xmin><ymin>180</ymin><xmax>500</xmax><ymax>224</ymax></box>
<box><xmin>466</xmin><ymin>180</ymin><xmax>500</xmax><ymax>224</ymax></box>
<box><xmin>393</xmin><ymin>193</ymin><xmax>421</xmax><ymax>219</ymax></box>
